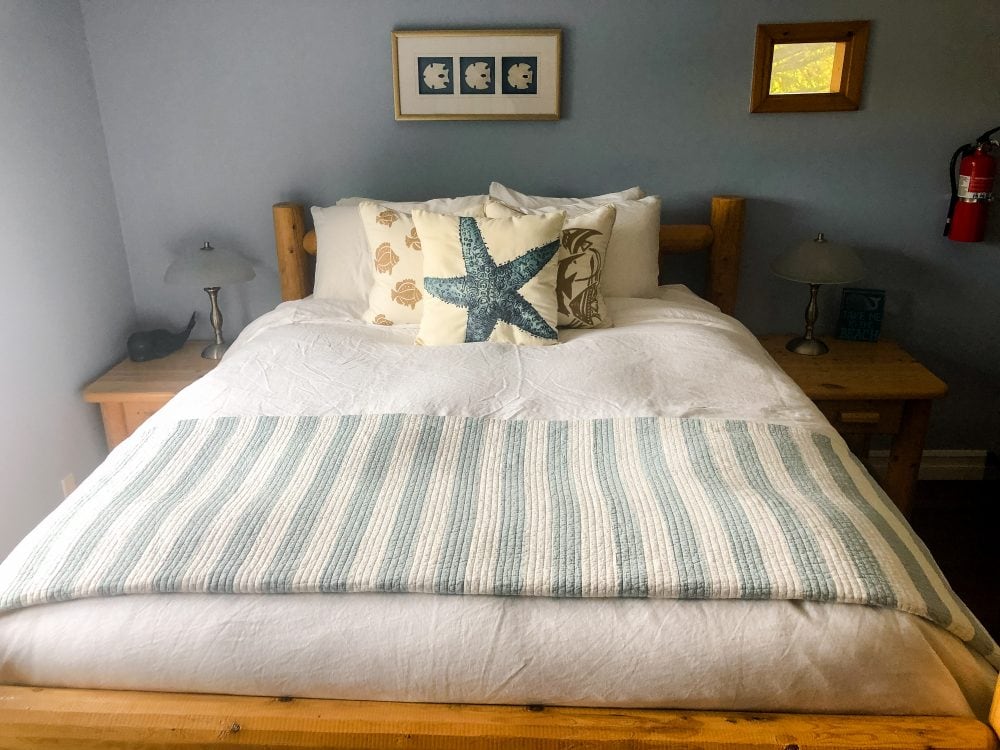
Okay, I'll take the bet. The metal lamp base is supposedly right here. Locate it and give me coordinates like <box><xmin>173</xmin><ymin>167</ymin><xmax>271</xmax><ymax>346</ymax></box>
<box><xmin>201</xmin><ymin>341</ymin><xmax>229</xmax><ymax>360</ymax></box>
<box><xmin>202</xmin><ymin>286</ymin><xmax>228</xmax><ymax>360</ymax></box>
<box><xmin>785</xmin><ymin>336</ymin><xmax>829</xmax><ymax>356</ymax></box>
<box><xmin>786</xmin><ymin>282</ymin><xmax>830</xmax><ymax>356</ymax></box>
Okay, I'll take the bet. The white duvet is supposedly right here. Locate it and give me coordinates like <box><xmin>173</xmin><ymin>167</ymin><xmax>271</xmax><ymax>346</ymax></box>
<box><xmin>1</xmin><ymin>288</ymin><xmax>995</xmax><ymax>717</ymax></box>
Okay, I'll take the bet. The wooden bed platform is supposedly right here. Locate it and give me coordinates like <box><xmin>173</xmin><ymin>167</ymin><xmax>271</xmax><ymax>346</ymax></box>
<box><xmin>0</xmin><ymin>686</ymin><xmax>997</xmax><ymax>749</ymax></box>
<box><xmin>2</xmin><ymin>194</ymin><xmax>998</xmax><ymax>750</ymax></box>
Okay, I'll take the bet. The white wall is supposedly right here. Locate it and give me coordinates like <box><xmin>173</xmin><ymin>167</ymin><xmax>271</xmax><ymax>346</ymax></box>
<box><xmin>0</xmin><ymin>0</ymin><xmax>135</xmax><ymax>556</ymax></box>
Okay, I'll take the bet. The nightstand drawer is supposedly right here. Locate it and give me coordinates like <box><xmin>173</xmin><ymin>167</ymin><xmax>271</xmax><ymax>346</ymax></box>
<box><xmin>816</xmin><ymin>400</ymin><xmax>903</xmax><ymax>434</ymax></box>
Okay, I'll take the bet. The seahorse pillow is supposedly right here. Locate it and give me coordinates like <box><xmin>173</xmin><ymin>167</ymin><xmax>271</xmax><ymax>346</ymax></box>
<box><xmin>491</xmin><ymin>185</ymin><xmax>661</xmax><ymax>299</ymax></box>
<box><xmin>358</xmin><ymin>201</ymin><xmax>485</xmax><ymax>325</ymax></box>
<box><xmin>412</xmin><ymin>210</ymin><xmax>565</xmax><ymax>346</ymax></box>
<box><xmin>485</xmin><ymin>200</ymin><xmax>616</xmax><ymax>328</ymax></box>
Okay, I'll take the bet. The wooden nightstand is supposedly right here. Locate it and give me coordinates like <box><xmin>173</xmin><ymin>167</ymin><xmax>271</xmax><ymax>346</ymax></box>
<box><xmin>760</xmin><ymin>336</ymin><xmax>948</xmax><ymax>516</ymax></box>
<box><xmin>83</xmin><ymin>342</ymin><xmax>220</xmax><ymax>450</ymax></box>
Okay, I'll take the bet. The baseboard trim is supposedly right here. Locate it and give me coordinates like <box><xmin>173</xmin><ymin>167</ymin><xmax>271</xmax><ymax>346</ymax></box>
<box><xmin>867</xmin><ymin>450</ymin><xmax>988</xmax><ymax>481</ymax></box>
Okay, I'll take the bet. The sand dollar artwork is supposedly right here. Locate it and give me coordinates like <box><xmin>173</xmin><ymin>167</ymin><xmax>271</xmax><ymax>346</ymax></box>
<box><xmin>464</xmin><ymin>61</ymin><xmax>491</xmax><ymax>90</ymax></box>
<box><xmin>422</xmin><ymin>62</ymin><xmax>449</xmax><ymax>90</ymax></box>
<box><xmin>506</xmin><ymin>63</ymin><xmax>533</xmax><ymax>90</ymax></box>
<box><xmin>396</xmin><ymin>33</ymin><xmax>559</xmax><ymax>118</ymax></box>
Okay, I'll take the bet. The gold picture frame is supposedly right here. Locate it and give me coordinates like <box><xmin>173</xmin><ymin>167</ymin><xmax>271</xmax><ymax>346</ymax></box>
<box><xmin>392</xmin><ymin>29</ymin><xmax>561</xmax><ymax>121</ymax></box>
<box><xmin>750</xmin><ymin>20</ymin><xmax>870</xmax><ymax>113</ymax></box>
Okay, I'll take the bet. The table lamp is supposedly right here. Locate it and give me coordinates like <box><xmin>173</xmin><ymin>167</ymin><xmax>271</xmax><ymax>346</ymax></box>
<box><xmin>164</xmin><ymin>241</ymin><xmax>255</xmax><ymax>359</ymax></box>
<box><xmin>771</xmin><ymin>233</ymin><xmax>863</xmax><ymax>356</ymax></box>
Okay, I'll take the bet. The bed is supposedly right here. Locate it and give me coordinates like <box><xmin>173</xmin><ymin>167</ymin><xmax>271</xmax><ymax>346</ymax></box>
<box><xmin>0</xmin><ymin>192</ymin><xmax>997</xmax><ymax>749</ymax></box>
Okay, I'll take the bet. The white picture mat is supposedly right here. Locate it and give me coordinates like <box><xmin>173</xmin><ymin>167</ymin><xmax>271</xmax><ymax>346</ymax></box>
<box><xmin>394</xmin><ymin>31</ymin><xmax>560</xmax><ymax>119</ymax></box>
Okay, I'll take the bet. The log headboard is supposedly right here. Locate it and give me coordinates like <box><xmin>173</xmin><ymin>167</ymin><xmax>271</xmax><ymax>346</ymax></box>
<box><xmin>271</xmin><ymin>195</ymin><xmax>746</xmax><ymax>316</ymax></box>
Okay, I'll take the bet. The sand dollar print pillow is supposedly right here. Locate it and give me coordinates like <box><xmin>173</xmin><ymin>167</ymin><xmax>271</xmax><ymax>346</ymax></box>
<box><xmin>412</xmin><ymin>210</ymin><xmax>565</xmax><ymax>346</ymax></box>
<box><xmin>485</xmin><ymin>200</ymin><xmax>616</xmax><ymax>328</ymax></box>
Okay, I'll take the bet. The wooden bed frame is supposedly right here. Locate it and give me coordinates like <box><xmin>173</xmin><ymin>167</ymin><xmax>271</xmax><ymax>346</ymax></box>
<box><xmin>2</xmin><ymin>194</ymin><xmax>998</xmax><ymax>750</ymax></box>
<box><xmin>271</xmin><ymin>195</ymin><xmax>747</xmax><ymax>312</ymax></box>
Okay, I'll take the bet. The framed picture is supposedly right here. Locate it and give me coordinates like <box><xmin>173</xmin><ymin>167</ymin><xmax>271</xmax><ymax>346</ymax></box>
<box><xmin>392</xmin><ymin>29</ymin><xmax>561</xmax><ymax>121</ymax></box>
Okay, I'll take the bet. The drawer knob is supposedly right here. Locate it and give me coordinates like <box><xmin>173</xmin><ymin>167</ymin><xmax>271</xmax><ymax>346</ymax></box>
<box><xmin>839</xmin><ymin>411</ymin><xmax>880</xmax><ymax>424</ymax></box>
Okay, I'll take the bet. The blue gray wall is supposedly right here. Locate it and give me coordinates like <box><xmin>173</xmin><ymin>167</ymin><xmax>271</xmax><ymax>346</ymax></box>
<box><xmin>80</xmin><ymin>0</ymin><xmax>1000</xmax><ymax>449</ymax></box>
<box><xmin>0</xmin><ymin>1</ymin><xmax>135</xmax><ymax>555</ymax></box>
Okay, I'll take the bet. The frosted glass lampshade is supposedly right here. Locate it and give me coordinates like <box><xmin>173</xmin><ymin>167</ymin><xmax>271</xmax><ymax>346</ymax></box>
<box><xmin>164</xmin><ymin>242</ymin><xmax>255</xmax><ymax>288</ymax></box>
<box><xmin>770</xmin><ymin>233</ymin><xmax>863</xmax><ymax>285</ymax></box>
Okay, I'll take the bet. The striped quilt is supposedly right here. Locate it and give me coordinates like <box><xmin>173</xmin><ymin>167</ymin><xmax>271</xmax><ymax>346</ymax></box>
<box><xmin>1</xmin><ymin>414</ymin><xmax>997</xmax><ymax>668</ymax></box>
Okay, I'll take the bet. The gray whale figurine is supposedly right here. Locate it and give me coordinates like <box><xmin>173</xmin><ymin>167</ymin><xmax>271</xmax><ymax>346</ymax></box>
<box><xmin>127</xmin><ymin>312</ymin><xmax>197</xmax><ymax>362</ymax></box>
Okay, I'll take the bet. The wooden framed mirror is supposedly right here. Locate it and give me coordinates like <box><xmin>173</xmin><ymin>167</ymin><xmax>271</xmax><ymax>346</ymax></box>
<box><xmin>750</xmin><ymin>20</ymin><xmax>870</xmax><ymax>113</ymax></box>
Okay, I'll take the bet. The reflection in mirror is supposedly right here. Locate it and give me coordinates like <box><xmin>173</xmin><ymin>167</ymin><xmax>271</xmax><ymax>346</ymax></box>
<box><xmin>769</xmin><ymin>42</ymin><xmax>839</xmax><ymax>95</ymax></box>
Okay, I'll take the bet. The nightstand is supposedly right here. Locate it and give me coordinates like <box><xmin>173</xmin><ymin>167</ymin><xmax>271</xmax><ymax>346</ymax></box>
<box><xmin>759</xmin><ymin>336</ymin><xmax>948</xmax><ymax>516</ymax></box>
<box><xmin>83</xmin><ymin>342</ymin><xmax>220</xmax><ymax>450</ymax></box>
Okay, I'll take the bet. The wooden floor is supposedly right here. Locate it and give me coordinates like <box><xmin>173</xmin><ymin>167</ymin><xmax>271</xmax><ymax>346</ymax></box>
<box><xmin>909</xmin><ymin>479</ymin><xmax>1000</xmax><ymax>639</ymax></box>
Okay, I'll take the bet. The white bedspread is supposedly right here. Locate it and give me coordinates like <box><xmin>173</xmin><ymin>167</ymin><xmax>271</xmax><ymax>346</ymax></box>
<box><xmin>1</xmin><ymin>288</ymin><xmax>995</xmax><ymax>717</ymax></box>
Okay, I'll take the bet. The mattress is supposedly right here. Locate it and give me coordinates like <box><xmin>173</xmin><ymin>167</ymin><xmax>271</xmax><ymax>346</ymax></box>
<box><xmin>1</xmin><ymin>287</ymin><xmax>995</xmax><ymax>717</ymax></box>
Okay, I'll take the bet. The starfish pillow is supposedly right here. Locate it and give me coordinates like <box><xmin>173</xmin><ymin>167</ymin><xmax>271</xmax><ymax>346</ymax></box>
<box><xmin>412</xmin><ymin>210</ymin><xmax>565</xmax><ymax>346</ymax></box>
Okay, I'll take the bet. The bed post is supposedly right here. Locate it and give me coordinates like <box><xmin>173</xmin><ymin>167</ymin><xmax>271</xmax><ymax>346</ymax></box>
<box><xmin>707</xmin><ymin>195</ymin><xmax>745</xmax><ymax>317</ymax></box>
<box><xmin>272</xmin><ymin>202</ymin><xmax>312</xmax><ymax>301</ymax></box>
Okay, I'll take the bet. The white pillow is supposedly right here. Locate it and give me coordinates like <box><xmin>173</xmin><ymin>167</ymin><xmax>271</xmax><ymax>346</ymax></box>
<box><xmin>311</xmin><ymin>204</ymin><xmax>370</xmax><ymax>304</ymax></box>
<box><xmin>312</xmin><ymin>196</ymin><xmax>486</xmax><ymax>304</ymax></box>
<box><xmin>337</xmin><ymin>195</ymin><xmax>488</xmax><ymax>214</ymax></box>
<box><xmin>488</xmin><ymin>182</ymin><xmax>644</xmax><ymax>211</ymax></box>
<box><xmin>496</xmin><ymin>196</ymin><xmax>662</xmax><ymax>299</ymax></box>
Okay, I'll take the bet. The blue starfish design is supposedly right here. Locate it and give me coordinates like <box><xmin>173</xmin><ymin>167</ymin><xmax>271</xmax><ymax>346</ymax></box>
<box><xmin>424</xmin><ymin>217</ymin><xmax>560</xmax><ymax>342</ymax></box>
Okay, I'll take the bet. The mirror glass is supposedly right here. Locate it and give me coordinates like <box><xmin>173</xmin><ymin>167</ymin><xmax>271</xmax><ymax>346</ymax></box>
<box><xmin>769</xmin><ymin>42</ymin><xmax>839</xmax><ymax>95</ymax></box>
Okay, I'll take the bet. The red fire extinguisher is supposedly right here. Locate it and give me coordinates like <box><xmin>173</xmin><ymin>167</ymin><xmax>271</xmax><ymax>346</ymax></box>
<box><xmin>944</xmin><ymin>126</ymin><xmax>999</xmax><ymax>242</ymax></box>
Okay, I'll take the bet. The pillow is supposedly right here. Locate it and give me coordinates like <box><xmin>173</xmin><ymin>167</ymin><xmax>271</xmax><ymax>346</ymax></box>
<box><xmin>311</xmin><ymin>204</ymin><xmax>370</xmax><ymax>303</ymax></box>
<box><xmin>357</xmin><ymin>202</ymin><xmax>429</xmax><ymax>325</ymax></box>
<box><xmin>493</xmin><ymin>195</ymin><xmax>662</xmax><ymax>299</ymax></box>
<box><xmin>357</xmin><ymin>203</ymin><xmax>423</xmax><ymax>324</ymax></box>
<box><xmin>413</xmin><ymin>210</ymin><xmax>565</xmax><ymax>346</ymax></box>
<box><xmin>312</xmin><ymin>196</ymin><xmax>486</xmax><ymax>305</ymax></box>
<box><xmin>337</xmin><ymin>195</ymin><xmax>488</xmax><ymax>215</ymax></box>
<box><xmin>485</xmin><ymin>199</ymin><xmax>616</xmax><ymax>328</ymax></box>
<box><xmin>488</xmin><ymin>182</ymin><xmax>644</xmax><ymax>211</ymax></box>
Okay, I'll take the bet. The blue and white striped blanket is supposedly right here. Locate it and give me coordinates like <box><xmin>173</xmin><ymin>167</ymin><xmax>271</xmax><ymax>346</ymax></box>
<box><xmin>1</xmin><ymin>414</ymin><xmax>996</xmax><ymax>667</ymax></box>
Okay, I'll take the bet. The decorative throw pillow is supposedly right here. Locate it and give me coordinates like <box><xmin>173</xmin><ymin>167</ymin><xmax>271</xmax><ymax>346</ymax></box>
<box><xmin>489</xmin><ymin>182</ymin><xmax>644</xmax><ymax>210</ymax></box>
<box><xmin>413</xmin><ymin>210</ymin><xmax>565</xmax><ymax>346</ymax></box>
<box><xmin>485</xmin><ymin>200</ymin><xmax>616</xmax><ymax>328</ymax></box>
<box><xmin>313</xmin><ymin>196</ymin><xmax>486</xmax><ymax>309</ymax></box>
<box><xmin>357</xmin><ymin>202</ymin><xmax>428</xmax><ymax>324</ymax></box>
<box><xmin>358</xmin><ymin>200</ymin><xmax>486</xmax><ymax>325</ymax></box>
<box><xmin>495</xmin><ymin>194</ymin><xmax>662</xmax><ymax>299</ymax></box>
